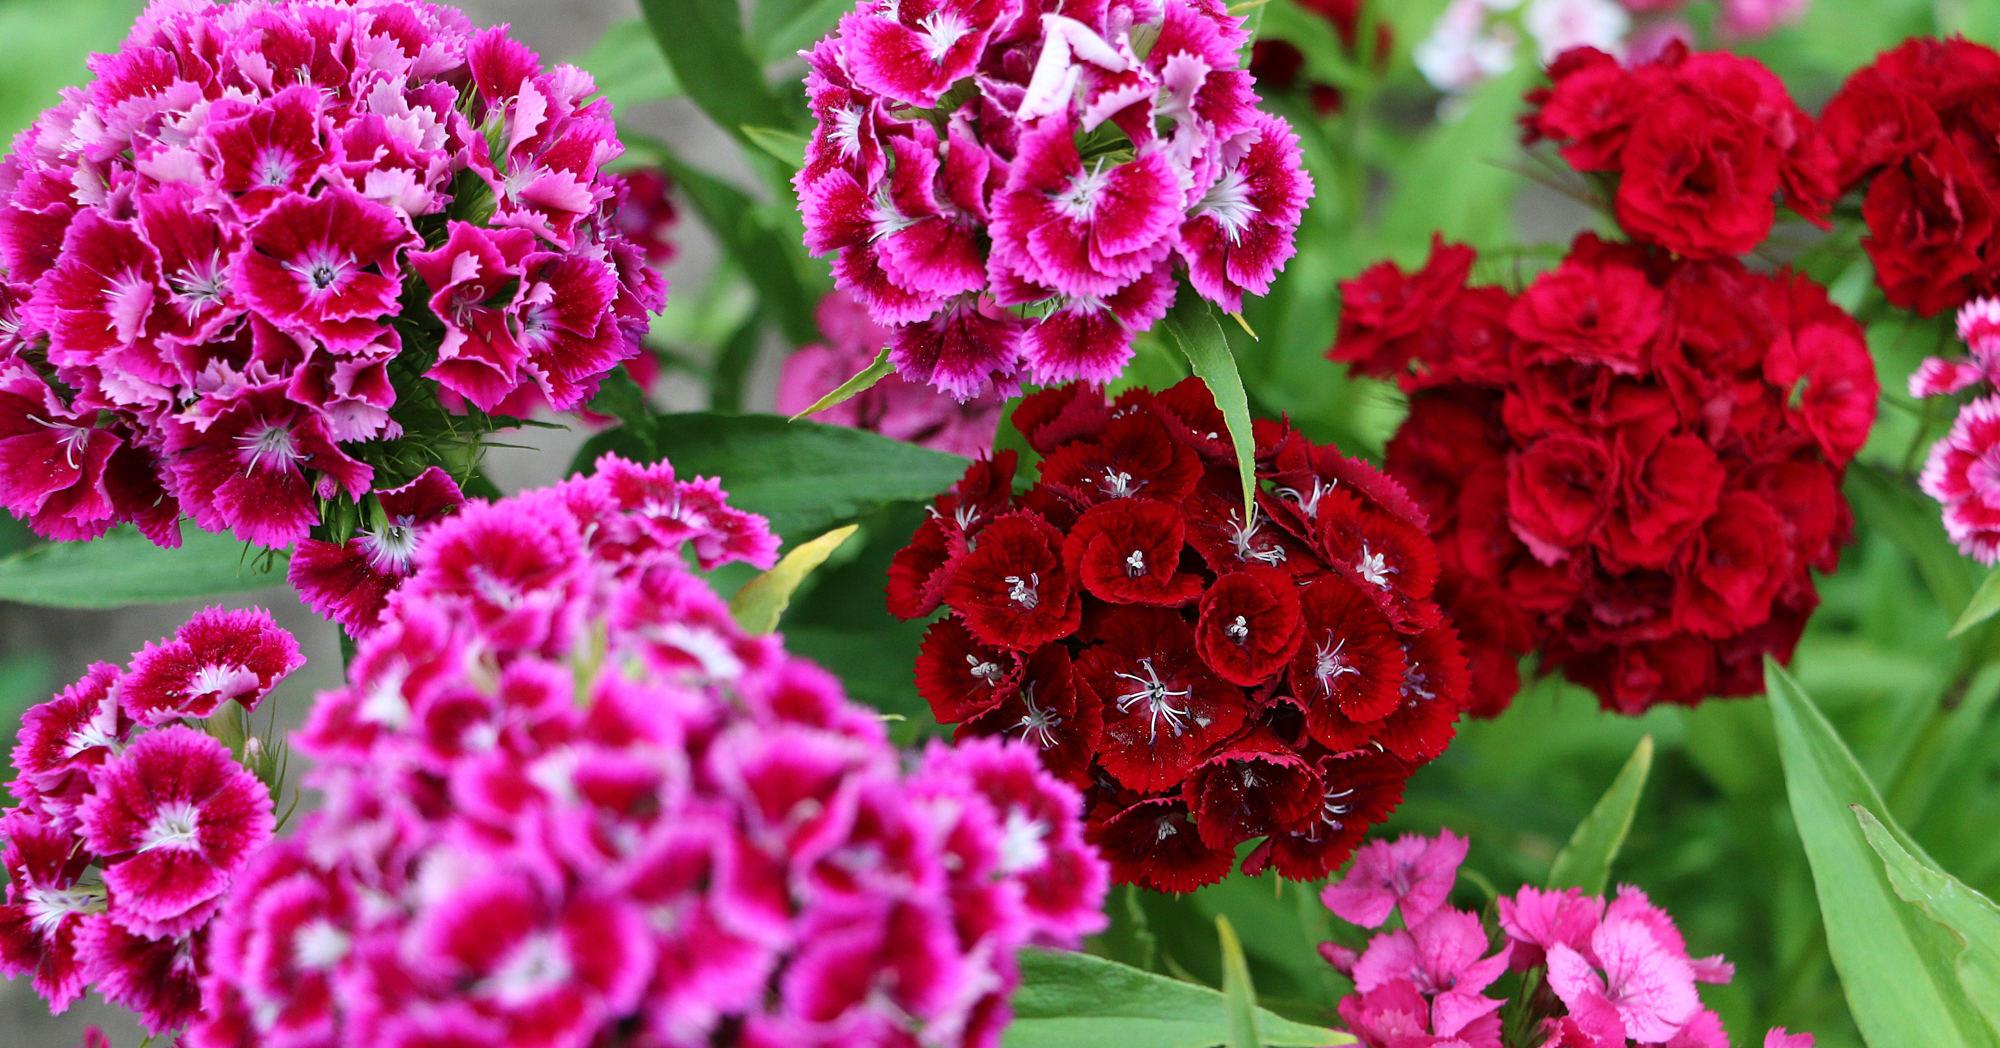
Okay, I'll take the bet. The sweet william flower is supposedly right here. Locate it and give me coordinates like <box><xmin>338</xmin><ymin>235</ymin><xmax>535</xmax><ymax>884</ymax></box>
<box><xmin>893</xmin><ymin>380</ymin><xmax>1467</xmax><ymax>890</ymax></box>
<box><xmin>1321</xmin><ymin>829</ymin><xmax>1470</xmax><ymax>929</ymax></box>
<box><xmin>796</xmin><ymin>0</ymin><xmax>1312</xmax><ymax>398</ymax></box>
<box><xmin>288</xmin><ymin>466</ymin><xmax>468</xmax><ymax>634</ymax></box>
<box><xmin>191</xmin><ymin>454</ymin><xmax>1105</xmax><ymax>1048</ymax></box>
<box><xmin>119</xmin><ymin>607</ymin><xmax>305</xmax><ymax>725</ymax></box>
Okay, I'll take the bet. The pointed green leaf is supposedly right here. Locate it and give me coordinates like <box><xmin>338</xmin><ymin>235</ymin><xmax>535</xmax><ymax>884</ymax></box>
<box><xmin>0</xmin><ymin>526</ymin><xmax>284</xmax><ymax>608</ymax></box>
<box><xmin>790</xmin><ymin>345</ymin><xmax>895</xmax><ymax>420</ymax></box>
<box><xmin>1216</xmin><ymin>917</ymin><xmax>1263</xmax><ymax>1048</ymax></box>
<box><xmin>1856</xmin><ymin>805</ymin><xmax>2000</xmax><ymax>1035</ymax></box>
<box><xmin>1004</xmin><ymin>948</ymin><xmax>1351</xmax><ymax>1048</ymax></box>
<box><xmin>1846</xmin><ymin>462</ymin><xmax>1982</xmax><ymax>618</ymax></box>
<box><xmin>1949</xmin><ymin>567</ymin><xmax>2000</xmax><ymax>638</ymax></box>
<box><xmin>1766</xmin><ymin>656</ymin><xmax>1999</xmax><ymax>1048</ymax></box>
<box><xmin>729</xmin><ymin>525</ymin><xmax>858</xmax><ymax>634</ymax></box>
<box><xmin>570</xmin><ymin>413</ymin><xmax>968</xmax><ymax>539</ymax></box>
<box><xmin>752</xmin><ymin>0</ymin><xmax>852</xmax><ymax>61</ymax></box>
<box><xmin>636</xmin><ymin>0</ymin><xmax>792</xmax><ymax>142</ymax></box>
<box><xmin>1547</xmin><ymin>735</ymin><xmax>1654</xmax><ymax>896</ymax></box>
<box><xmin>585</xmin><ymin>365</ymin><xmax>657</xmax><ymax>454</ymax></box>
<box><xmin>1163</xmin><ymin>297</ymin><xmax>1257</xmax><ymax>525</ymax></box>
<box><xmin>742</xmin><ymin>125</ymin><xmax>808</xmax><ymax>170</ymax></box>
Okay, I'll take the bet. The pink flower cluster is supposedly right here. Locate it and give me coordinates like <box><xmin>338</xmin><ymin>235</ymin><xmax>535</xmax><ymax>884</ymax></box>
<box><xmin>1915</xmin><ymin>298</ymin><xmax>2000</xmax><ymax>562</ymax></box>
<box><xmin>190</xmin><ymin>453</ymin><xmax>1108</xmax><ymax>1048</ymax></box>
<box><xmin>1320</xmin><ymin>831</ymin><xmax>1814</xmax><ymax>1048</ymax></box>
<box><xmin>796</xmin><ymin>0</ymin><xmax>1313</xmax><ymax>399</ymax></box>
<box><xmin>2</xmin><ymin>607</ymin><xmax>301</xmax><ymax>1033</ymax></box>
<box><xmin>778</xmin><ymin>290</ymin><xmax>1008</xmax><ymax>456</ymax></box>
<box><xmin>0</xmin><ymin>0</ymin><xmax>667</xmax><ymax>551</ymax></box>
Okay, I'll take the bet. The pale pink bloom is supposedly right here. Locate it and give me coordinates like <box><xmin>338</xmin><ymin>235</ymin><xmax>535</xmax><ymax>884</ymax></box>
<box><xmin>1717</xmin><ymin>0</ymin><xmax>1809</xmax><ymax>39</ymax></box>
<box><xmin>1498</xmin><ymin>885</ymin><xmax>1604</xmax><ymax>969</ymax></box>
<box><xmin>1766</xmin><ymin>1027</ymin><xmax>1816</xmax><ymax>1048</ymax></box>
<box><xmin>1321</xmin><ymin>829</ymin><xmax>1469</xmax><ymax>928</ymax></box>
<box><xmin>1920</xmin><ymin>395</ymin><xmax>2000</xmax><ymax>563</ymax></box>
<box><xmin>1545</xmin><ymin>906</ymin><xmax>1701</xmax><ymax>1043</ymax></box>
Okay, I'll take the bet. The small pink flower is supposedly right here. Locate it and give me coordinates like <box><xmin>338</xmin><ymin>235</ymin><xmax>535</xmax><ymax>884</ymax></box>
<box><xmin>205</xmin><ymin>85</ymin><xmax>330</xmax><ymax>216</ymax></box>
<box><xmin>989</xmin><ymin>120</ymin><xmax>1183</xmax><ymax>301</ymax></box>
<box><xmin>73</xmin><ymin>918</ymin><xmax>205</xmax><ymax>1035</ymax></box>
<box><xmin>79</xmin><ymin>725</ymin><xmax>275</xmax><ymax>937</ymax></box>
<box><xmin>119</xmin><ymin>605</ymin><xmax>305</xmax><ymax>725</ymax></box>
<box><xmin>1178</xmin><ymin>114</ymin><xmax>1314</xmax><ymax>313</ymax></box>
<box><xmin>289</xmin><ymin>466</ymin><xmax>467</xmax><ymax>633</ymax></box>
<box><xmin>9</xmin><ymin>662</ymin><xmax>129</xmax><ymax>800</ymax></box>
<box><xmin>408</xmin><ymin>223</ymin><xmax>542</xmax><ymax>411</ymax></box>
<box><xmin>232</xmin><ymin>187</ymin><xmax>413</xmax><ymax>354</ymax></box>
<box><xmin>30</xmin><ymin>210</ymin><xmax>175</xmax><ymax>406</ymax></box>
<box><xmin>1350</xmin><ymin>907</ymin><xmax>1507</xmax><ymax>1039</ymax></box>
<box><xmin>0</xmin><ymin>361</ymin><xmax>122</xmax><ymax>541</ymax></box>
<box><xmin>841</xmin><ymin>0</ymin><xmax>1012</xmax><ymax>107</ymax></box>
<box><xmin>1544</xmin><ymin>904</ymin><xmax>1701</xmax><ymax>1044</ymax></box>
<box><xmin>1765</xmin><ymin>1027</ymin><xmax>1816</xmax><ymax>1048</ymax></box>
<box><xmin>1921</xmin><ymin>395</ymin><xmax>2000</xmax><ymax>563</ymax></box>
<box><xmin>1716</xmin><ymin>0</ymin><xmax>1809</xmax><ymax>39</ymax></box>
<box><xmin>0</xmin><ymin>810</ymin><xmax>100</xmax><ymax>1012</ymax></box>
<box><xmin>165</xmin><ymin>385</ymin><xmax>374</xmax><ymax>549</ymax></box>
<box><xmin>1497</xmin><ymin>885</ymin><xmax>1604</xmax><ymax>970</ymax></box>
<box><xmin>1321</xmin><ymin>829</ymin><xmax>1469</xmax><ymax>928</ymax></box>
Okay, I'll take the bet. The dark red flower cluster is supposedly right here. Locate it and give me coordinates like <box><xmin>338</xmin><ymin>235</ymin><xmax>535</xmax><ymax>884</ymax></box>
<box><xmin>1333</xmin><ymin>233</ymin><xmax>1876</xmax><ymax>715</ymax></box>
<box><xmin>887</xmin><ymin>379</ymin><xmax>1468</xmax><ymax>892</ymax></box>
<box><xmin>1522</xmin><ymin>43</ymin><xmax>1837</xmax><ymax>259</ymax></box>
<box><xmin>1821</xmin><ymin>37</ymin><xmax>2000</xmax><ymax>316</ymax></box>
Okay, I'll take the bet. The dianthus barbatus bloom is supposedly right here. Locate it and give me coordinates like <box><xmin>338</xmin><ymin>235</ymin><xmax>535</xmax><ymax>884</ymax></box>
<box><xmin>794</xmin><ymin>0</ymin><xmax>1313</xmax><ymax>400</ymax></box>
<box><xmin>1332</xmin><ymin>232</ymin><xmax>1874</xmax><ymax>716</ymax></box>
<box><xmin>889</xmin><ymin>379</ymin><xmax>1467</xmax><ymax>891</ymax></box>
<box><xmin>1</xmin><ymin>609</ymin><xmax>295</xmax><ymax>1033</ymax></box>
<box><xmin>1916</xmin><ymin>299</ymin><xmax>2000</xmax><ymax>563</ymax></box>
<box><xmin>0</xmin><ymin>0</ymin><xmax>667</xmax><ymax>552</ymax></box>
<box><xmin>189</xmin><ymin>452</ymin><xmax>1106</xmax><ymax>1048</ymax></box>
<box><xmin>1320</xmin><ymin>829</ymin><xmax>1808</xmax><ymax>1048</ymax></box>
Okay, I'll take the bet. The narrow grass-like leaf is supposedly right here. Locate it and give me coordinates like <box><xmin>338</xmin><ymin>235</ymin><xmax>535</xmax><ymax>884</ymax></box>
<box><xmin>729</xmin><ymin>525</ymin><xmax>858</xmax><ymax>634</ymax></box>
<box><xmin>636</xmin><ymin>0</ymin><xmax>791</xmax><ymax>141</ymax></box>
<box><xmin>1857</xmin><ymin>805</ymin><xmax>2000</xmax><ymax>1035</ymax></box>
<box><xmin>790</xmin><ymin>345</ymin><xmax>895</xmax><ymax>420</ymax></box>
<box><xmin>576</xmin><ymin>19</ymin><xmax>681</xmax><ymax>108</ymax></box>
<box><xmin>1847</xmin><ymin>462</ymin><xmax>1981</xmax><ymax>618</ymax></box>
<box><xmin>1547</xmin><ymin>734</ymin><xmax>1654</xmax><ymax>896</ymax></box>
<box><xmin>1950</xmin><ymin>568</ymin><xmax>2000</xmax><ymax>638</ymax></box>
<box><xmin>742</xmin><ymin>125</ymin><xmax>808</xmax><ymax>169</ymax></box>
<box><xmin>1766</xmin><ymin>657</ymin><xmax>1998</xmax><ymax>1048</ymax></box>
<box><xmin>1217</xmin><ymin>917</ymin><xmax>1264</xmax><ymax>1048</ymax></box>
<box><xmin>0</xmin><ymin>526</ymin><xmax>283</xmax><ymax>608</ymax></box>
<box><xmin>1163</xmin><ymin>297</ymin><xmax>1257</xmax><ymax>525</ymax></box>
<box><xmin>1004</xmin><ymin>948</ymin><xmax>1351</xmax><ymax>1048</ymax></box>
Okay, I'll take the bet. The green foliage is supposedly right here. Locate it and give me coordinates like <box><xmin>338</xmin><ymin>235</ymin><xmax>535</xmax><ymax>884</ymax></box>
<box><xmin>1003</xmin><ymin>948</ymin><xmax>1350</xmax><ymax>1048</ymax></box>
<box><xmin>1217</xmin><ymin>917</ymin><xmax>1266</xmax><ymax>1048</ymax></box>
<box><xmin>1546</xmin><ymin>735</ymin><xmax>1655</xmax><ymax>896</ymax></box>
<box><xmin>1857</xmin><ymin>807</ymin><xmax>2000</xmax><ymax>1036</ymax></box>
<box><xmin>1767</xmin><ymin>659</ymin><xmax>1999</xmax><ymax>1048</ymax></box>
<box><xmin>729</xmin><ymin>525</ymin><xmax>858</xmax><ymax>634</ymax></box>
<box><xmin>577</xmin><ymin>19</ymin><xmax>682</xmax><ymax>110</ymax></box>
<box><xmin>0</xmin><ymin>0</ymin><xmax>142</xmax><ymax>140</ymax></box>
<box><xmin>636</xmin><ymin>0</ymin><xmax>795</xmax><ymax>143</ymax></box>
<box><xmin>0</xmin><ymin>526</ymin><xmax>283</xmax><ymax>608</ymax></box>
<box><xmin>1163</xmin><ymin>298</ymin><xmax>1258</xmax><ymax>523</ymax></box>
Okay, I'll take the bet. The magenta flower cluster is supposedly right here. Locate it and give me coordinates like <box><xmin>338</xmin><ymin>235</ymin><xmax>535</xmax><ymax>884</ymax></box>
<box><xmin>0</xmin><ymin>0</ymin><xmax>666</xmax><ymax>551</ymax></box>
<box><xmin>796</xmin><ymin>0</ymin><xmax>1314</xmax><ymax>399</ymax></box>
<box><xmin>1914</xmin><ymin>298</ymin><xmax>2000</xmax><ymax>563</ymax></box>
<box><xmin>181</xmin><ymin>453</ymin><xmax>1107</xmax><ymax>1048</ymax></box>
<box><xmin>1</xmin><ymin>608</ymin><xmax>301</xmax><ymax>1033</ymax></box>
<box><xmin>1318</xmin><ymin>831</ymin><xmax>1814</xmax><ymax>1048</ymax></box>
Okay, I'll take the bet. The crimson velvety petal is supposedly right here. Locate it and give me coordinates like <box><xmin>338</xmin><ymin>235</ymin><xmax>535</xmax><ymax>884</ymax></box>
<box><xmin>1182</xmin><ymin>727</ymin><xmax>1319</xmax><ymax>851</ymax></box>
<box><xmin>1244</xmin><ymin>749</ymin><xmax>1411</xmax><ymax>881</ymax></box>
<box><xmin>1062</xmin><ymin>497</ymin><xmax>1203</xmax><ymax>606</ymax></box>
<box><xmin>942</xmin><ymin>512</ymin><xmax>1082</xmax><ymax>649</ymax></box>
<box><xmin>1077</xmin><ymin>607</ymin><xmax>1248</xmax><ymax>793</ymax></box>
<box><xmin>1195</xmin><ymin>565</ymin><xmax>1305</xmax><ymax>686</ymax></box>
<box><xmin>1287</xmin><ymin>573</ymin><xmax>1406</xmax><ymax>741</ymax></box>
<box><xmin>914</xmin><ymin>615</ymin><xmax>1019</xmax><ymax>722</ymax></box>
<box><xmin>1317</xmin><ymin>488</ymin><xmax>1440</xmax><ymax>630</ymax></box>
<box><xmin>1085</xmin><ymin>796</ymin><xmax>1236</xmax><ymax>893</ymax></box>
<box><xmin>959</xmin><ymin>644</ymin><xmax>1105</xmax><ymax>787</ymax></box>
<box><xmin>1039</xmin><ymin>411</ymin><xmax>1203</xmax><ymax>508</ymax></box>
<box><xmin>1373</xmin><ymin>622</ymin><xmax>1472</xmax><ymax>763</ymax></box>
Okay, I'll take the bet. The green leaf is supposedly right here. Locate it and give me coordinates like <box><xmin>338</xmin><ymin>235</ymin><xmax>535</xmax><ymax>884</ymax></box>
<box><xmin>1766</xmin><ymin>656</ymin><xmax>1999</xmax><ymax>1048</ymax></box>
<box><xmin>576</xmin><ymin>19</ymin><xmax>682</xmax><ymax>110</ymax></box>
<box><xmin>585</xmin><ymin>365</ymin><xmax>657</xmax><ymax>455</ymax></box>
<box><xmin>571</xmin><ymin>413</ymin><xmax>968</xmax><ymax>538</ymax></box>
<box><xmin>1857</xmin><ymin>805</ymin><xmax>2000</xmax><ymax>1035</ymax></box>
<box><xmin>1846</xmin><ymin>462</ymin><xmax>1982</xmax><ymax>619</ymax></box>
<box><xmin>709</xmin><ymin>312</ymin><xmax>766</xmax><ymax>412</ymax></box>
<box><xmin>1216</xmin><ymin>917</ymin><xmax>1264</xmax><ymax>1048</ymax></box>
<box><xmin>636</xmin><ymin>139</ymin><xmax>820</xmax><ymax>346</ymax></box>
<box><xmin>636</xmin><ymin>0</ymin><xmax>792</xmax><ymax>142</ymax></box>
<box><xmin>1546</xmin><ymin>734</ymin><xmax>1654</xmax><ymax>896</ymax></box>
<box><xmin>754</xmin><ymin>0</ymin><xmax>857</xmax><ymax>61</ymax></box>
<box><xmin>789</xmin><ymin>345</ymin><xmax>895</xmax><ymax>420</ymax></box>
<box><xmin>1376</xmin><ymin>59</ymin><xmax>1533</xmax><ymax>256</ymax></box>
<box><xmin>729</xmin><ymin>525</ymin><xmax>858</xmax><ymax>634</ymax></box>
<box><xmin>742</xmin><ymin>125</ymin><xmax>808</xmax><ymax>170</ymax></box>
<box><xmin>0</xmin><ymin>526</ymin><xmax>284</xmax><ymax>609</ymax></box>
<box><xmin>1163</xmin><ymin>296</ymin><xmax>1257</xmax><ymax>526</ymax></box>
<box><xmin>1949</xmin><ymin>568</ymin><xmax>2000</xmax><ymax>638</ymax></box>
<box><xmin>1004</xmin><ymin>948</ymin><xmax>1351</xmax><ymax>1048</ymax></box>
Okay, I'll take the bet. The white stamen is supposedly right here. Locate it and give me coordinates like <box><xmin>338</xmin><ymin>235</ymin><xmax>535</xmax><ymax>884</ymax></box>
<box><xmin>1195</xmin><ymin>167</ymin><xmax>1260</xmax><ymax>244</ymax></box>
<box><xmin>1356</xmin><ymin>542</ymin><xmax>1398</xmax><ymax>589</ymax></box>
<box><xmin>361</xmin><ymin>517</ymin><xmax>423</xmax><ymax>574</ymax></box>
<box><xmin>293</xmin><ymin>918</ymin><xmax>351</xmax><ymax>970</ymax></box>
<box><xmin>1005</xmin><ymin>572</ymin><xmax>1041</xmax><ymax>609</ymax></box>
<box><xmin>1099</xmin><ymin>469</ymin><xmax>1142</xmax><ymax>498</ymax></box>
<box><xmin>1014</xmin><ymin>682</ymin><xmax>1064</xmax><ymax>749</ymax></box>
<box><xmin>997</xmin><ymin>807</ymin><xmax>1050</xmax><ymax>873</ymax></box>
<box><xmin>1225</xmin><ymin>615</ymin><xmax>1249</xmax><ymax>642</ymax></box>
<box><xmin>1113</xmin><ymin>657</ymin><xmax>1193</xmax><ymax>743</ymax></box>
<box><xmin>1124</xmin><ymin>549</ymin><xmax>1146</xmax><ymax>577</ymax></box>
<box><xmin>483</xmin><ymin>931</ymin><xmax>572</xmax><ymax>1006</ymax></box>
<box><xmin>1052</xmin><ymin>157</ymin><xmax>1114</xmax><ymax>223</ymax></box>
<box><xmin>916</xmin><ymin>9</ymin><xmax>972</xmax><ymax>63</ymax></box>
<box><xmin>1314</xmin><ymin>631</ymin><xmax>1360</xmax><ymax>696</ymax></box>
<box><xmin>138</xmin><ymin>801</ymin><xmax>203</xmax><ymax>853</ymax></box>
<box><xmin>236</xmin><ymin>423</ymin><xmax>301</xmax><ymax>475</ymax></box>
<box><xmin>967</xmin><ymin>654</ymin><xmax>1004</xmax><ymax>686</ymax></box>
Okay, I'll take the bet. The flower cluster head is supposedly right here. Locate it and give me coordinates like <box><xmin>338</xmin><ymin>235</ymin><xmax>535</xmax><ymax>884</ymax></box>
<box><xmin>889</xmin><ymin>379</ymin><xmax>1468</xmax><ymax>892</ymax></box>
<box><xmin>1334</xmin><ymin>231</ymin><xmax>1875</xmax><ymax>715</ymax></box>
<box><xmin>1820</xmin><ymin>37</ymin><xmax>2000</xmax><ymax>317</ymax></box>
<box><xmin>1522</xmin><ymin>42</ymin><xmax>1838</xmax><ymax>259</ymax></box>
<box><xmin>778</xmin><ymin>290</ymin><xmax>1008</xmax><ymax>457</ymax></box>
<box><xmin>0</xmin><ymin>0</ymin><xmax>668</xmax><ymax>552</ymax></box>
<box><xmin>2</xmin><ymin>607</ymin><xmax>300</xmax><ymax>1033</ymax></box>
<box><xmin>189</xmin><ymin>452</ymin><xmax>1106</xmax><ymax>1048</ymax></box>
<box><xmin>794</xmin><ymin>0</ymin><xmax>1313</xmax><ymax>401</ymax></box>
<box><xmin>1914</xmin><ymin>298</ymin><xmax>2000</xmax><ymax>562</ymax></box>
<box><xmin>1319</xmin><ymin>830</ymin><xmax>1814</xmax><ymax>1048</ymax></box>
